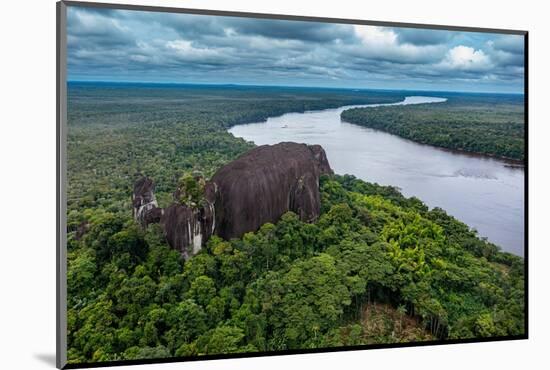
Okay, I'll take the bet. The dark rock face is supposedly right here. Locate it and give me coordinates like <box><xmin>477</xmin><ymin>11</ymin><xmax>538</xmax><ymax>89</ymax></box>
<box><xmin>133</xmin><ymin>142</ymin><xmax>332</xmax><ymax>259</ymax></box>
<box><xmin>210</xmin><ymin>142</ymin><xmax>333</xmax><ymax>240</ymax></box>
<box><xmin>160</xmin><ymin>201</ymin><xmax>215</xmax><ymax>260</ymax></box>
<box><xmin>133</xmin><ymin>176</ymin><xmax>161</xmax><ymax>227</ymax></box>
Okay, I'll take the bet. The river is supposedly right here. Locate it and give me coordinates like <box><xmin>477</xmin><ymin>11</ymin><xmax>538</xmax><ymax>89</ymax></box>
<box><xmin>228</xmin><ymin>96</ymin><xmax>525</xmax><ymax>256</ymax></box>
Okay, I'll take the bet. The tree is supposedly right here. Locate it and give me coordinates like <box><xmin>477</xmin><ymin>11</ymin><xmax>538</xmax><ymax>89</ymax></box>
<box><xmin>188</xmin><ymin>276</ymin><xmax>217</xmax><ymax>307</ymax></box>
<box><xmin>176</xmin><ymin>173</ymin><xmax>206</xmax><ymax>207</ymax></box>
<box><xmin>197</xmin><ymin>326</ymin><xmax>247</xmax><ymax>354</ymax></box>
<box><xmin>165</xmin><ymin>300</ymin><xmax>207</xmax><ymax>352</ymax></box>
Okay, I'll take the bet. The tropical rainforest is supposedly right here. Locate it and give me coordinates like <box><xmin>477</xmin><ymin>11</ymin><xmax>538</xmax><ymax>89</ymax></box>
<box><xmin>66</xmin><ymin>83</ymin><xmax>525</xmax><ymax>364</ymax></box>
<box><xmin>341</xmin><ymin>94</ymin><xmax>525</xmax><ymax>161</ymax></box>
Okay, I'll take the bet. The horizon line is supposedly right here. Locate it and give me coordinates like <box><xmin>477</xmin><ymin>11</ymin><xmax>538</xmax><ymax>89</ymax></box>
<box><xmin>67</xmin><ymin>79</ymin><xmax>525</xmax><ymax>96</ymax></box>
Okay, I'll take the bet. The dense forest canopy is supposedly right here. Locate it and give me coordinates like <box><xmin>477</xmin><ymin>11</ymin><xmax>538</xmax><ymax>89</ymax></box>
<box><xmin>341</xmin><ymin>94</ymin><xmax>525</xmax><ymax>161</ymax></box>
<box><xmin>66</xmin><ymin>83</ymin><xmax>525</xmax><ymax>364</ymax></box>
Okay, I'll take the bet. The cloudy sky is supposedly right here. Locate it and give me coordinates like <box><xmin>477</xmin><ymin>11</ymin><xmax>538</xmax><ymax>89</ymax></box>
<box><xmin>67</xmin><ymin>6</ymin><xmax>525</xmax><ymax>93</ymax></box>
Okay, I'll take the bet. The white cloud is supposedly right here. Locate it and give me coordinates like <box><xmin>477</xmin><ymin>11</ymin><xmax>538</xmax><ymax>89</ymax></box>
<box><xmin>353</xmin><ymin>25</ymin><xmax>397</xmax><ymax>48</ymax></box>
<box><xmin>69</xmin><ymin>8</ymin><xmax>129</xmax><ymax>36</ymax></box>
<box><xmin>351</xmin><ymin>25</ymin><xmax>445</xmax><ymax>64</ymax></box>
<box><xmin>439</xmin><ymin>45</ymin><xmax>492</xmax><ymax>71</ymax></box>
<box><xmin>165</xmin><ymin>40</ymin><xmax>220</xmax><ymax>59</ymax></box>
<box><xmin>492</xmin><ymin>35</ymin><xmax>524</xmax><ymax>54</ymax></box>
<box><xmin>129</xmin><ymin>54</ymin><xmax>149</xmax><ymax>63</ymax></box>
<box><xmin>485</xmin><ymin>38</ymin><xmax>524</xmax><ymax>68</ymax></box>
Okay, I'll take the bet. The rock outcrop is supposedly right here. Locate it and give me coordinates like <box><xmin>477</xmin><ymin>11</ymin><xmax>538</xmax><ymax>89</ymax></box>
<box><xmin>132</xmin><ymin>176</ymin><xmax>162</xmax><ymax>226</ymax></box>
<box><xmin>133</xmin><ymin>142</ymin><xmax>333</xmax><ymax>259</ymax></box>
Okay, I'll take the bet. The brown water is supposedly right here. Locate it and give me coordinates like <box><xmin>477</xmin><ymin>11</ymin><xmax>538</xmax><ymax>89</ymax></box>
<box><xmin>228</xmin><ymin>96</ymin><xmax>525</xmax><ymax>256</ymax></box>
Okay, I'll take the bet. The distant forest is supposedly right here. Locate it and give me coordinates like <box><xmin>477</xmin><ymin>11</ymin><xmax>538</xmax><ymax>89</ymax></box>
<box><xmin>66</xmin><ymin>84</ymin><xmax>525</xmax><ymax>363</ymax></box>
<box><xmin>341</xmin><ymin>94</ymin><xmax>524</xmax><ymax>161</ymax></box>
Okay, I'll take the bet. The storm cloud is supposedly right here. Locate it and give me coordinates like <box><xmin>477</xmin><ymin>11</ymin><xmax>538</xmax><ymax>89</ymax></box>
<box><xmin>66</xmin><ymin>6</ymin><xmax>525</xmax><ymax>93</ymax></box>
